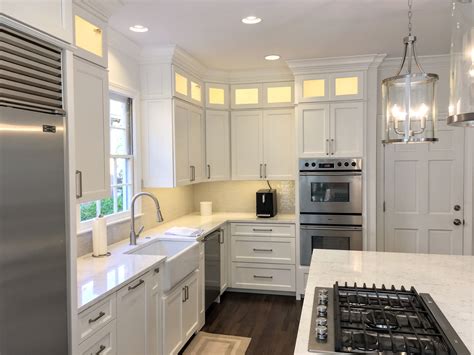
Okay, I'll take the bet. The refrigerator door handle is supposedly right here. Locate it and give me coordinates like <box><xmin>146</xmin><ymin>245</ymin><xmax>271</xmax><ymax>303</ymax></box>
<box><xmin>75</xmin><ymin>170</ymin><xmax>83</xmax><ymax>198</ymax></box>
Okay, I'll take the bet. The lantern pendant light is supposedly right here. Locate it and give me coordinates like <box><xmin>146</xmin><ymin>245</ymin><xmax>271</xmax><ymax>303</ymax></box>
<box><xmin>448</xmin><ymin>0</ymin><xmax>474</xmax><ymax>127</ymax></box>
<box><xmin>382</xmin><ymin>0</ymin><xmax>439</xmax><ymax>144</ymax></box>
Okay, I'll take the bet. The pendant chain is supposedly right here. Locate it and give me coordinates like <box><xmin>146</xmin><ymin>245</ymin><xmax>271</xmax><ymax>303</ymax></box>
<box><xmin>408</xmin><ymin>0</ymin><xmax>413</xmax><ymax>35</ymax></box>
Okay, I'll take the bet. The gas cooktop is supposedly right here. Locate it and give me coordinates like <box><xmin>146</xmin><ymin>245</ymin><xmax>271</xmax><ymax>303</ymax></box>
<box><xmin>308</xmin><ymin>282</ymin><xmax>470</xmax><ymax>354</ymax></box>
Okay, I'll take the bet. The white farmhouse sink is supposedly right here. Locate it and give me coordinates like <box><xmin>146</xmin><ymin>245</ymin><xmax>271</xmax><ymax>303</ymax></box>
<box><xmin>127</xmin><ymin>239</ymin><xmax>199</xmax><ymax>292</ymax></box>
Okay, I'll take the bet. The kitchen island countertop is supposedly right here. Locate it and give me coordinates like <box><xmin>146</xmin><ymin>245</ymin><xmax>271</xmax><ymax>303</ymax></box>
<box><xmin>294</xmin><ymin>250</ymin><xmax>474</xmax><ymax>354</ymax></box>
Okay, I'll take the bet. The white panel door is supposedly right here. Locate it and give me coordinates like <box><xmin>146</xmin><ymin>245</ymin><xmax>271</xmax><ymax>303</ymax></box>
<box><xmin>330</xmin><ymin>102</ymin><xmax>363</xmax><ymax>157</ymax></box>
<box><xmin>174</xmin><ymin>100</ymin><xmax>190</xmax><ymax>186</ymax></box>
<box><xmin>231</xmin><ymin>110</ymin><xmax>264</xmax><ymax>180</ymax></box>
<box><xmin>205</xmin><ymin>110</ymin><xmax>230</xmax><ymax>181</ymax></box>
<box><xmin>162</xmin><ymin>286</ymin><xmax>183</xmax><ymax>355</ymax></box>
<box><xmin>263</xmin><ymin>109</ymin><xmax>295</xmax><ymax>180</ymax></box>
<box><xmin>116</xmin><ymin>276</ymin><xmax>148</xmax><ymax>355</ymax></box>
<box><xmin>74</xmin><ymin>57</ymin><xmax>110</xmax><ymax>203</ymax></box>
<box><xmin>188</xmin><ymin>105</ymin><xmax>205</xmax><ymax>183</ymax></box>
<box><xmin>182</xmin><ymin>273</ymin><xmax>199</xmax><ymax>340</ymax></box>
<box><xmin>384</xmin><ymin>120</ymin><xmax>465</xmax><ymax>255</ymax></box>
<box><xmin>297</xmin><ymin>104</ymin><xmax>330</xmax><ymax>157</ymax></box>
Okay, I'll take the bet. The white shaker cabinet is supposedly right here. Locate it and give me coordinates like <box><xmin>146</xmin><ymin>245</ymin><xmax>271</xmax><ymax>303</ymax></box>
<box><xmin>205</xmin><ymin>110</ymin><xmax>230</xmax><ymax>181</ymax></box>
<box><xmin>298</xmin><ymin>102</ymin><xmax>363</xmax><ymax>158</ymax></box>
<box><xmin>219</xmin><ymin>228</ymin><xmax>228</xmax><ymax>293</ymax></box>
<box><xmin>1</xmin><ymin>0</ymin><xmax>73</xmax><ymax>43</ymax></box>
<box><xmin>188</xmin><ymin>105</ymin><xmax>205</xmax><ymax>183</ymax></box>
<box><xmin>231</xmin><ymin>110</ymin><xmax>295</xmax><ymax>180</ymax></box>
<box><xmin>73</xmin><ymin>56</ymin><xmax>110</xmax><ymax>203</ymax></box>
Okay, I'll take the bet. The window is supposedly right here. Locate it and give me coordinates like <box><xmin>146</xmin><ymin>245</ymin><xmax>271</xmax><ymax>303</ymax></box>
<box><xmin>80</xmin><ymin>93</ymin><xmax>134</xmax><ymax>222</ymax></box>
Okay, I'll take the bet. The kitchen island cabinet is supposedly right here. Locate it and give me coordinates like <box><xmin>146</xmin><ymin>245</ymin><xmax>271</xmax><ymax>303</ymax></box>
<box><xmin>294</xmin><ymin>250</ymin><xmax>474</xmax><ymax>354</ymax></box>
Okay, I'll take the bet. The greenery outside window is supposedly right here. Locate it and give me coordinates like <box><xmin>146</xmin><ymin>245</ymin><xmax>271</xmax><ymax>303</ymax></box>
<box><xmin>80</xmin><ymin>93</ymin><xmax>134</xmax><ymax>222</ymax></box>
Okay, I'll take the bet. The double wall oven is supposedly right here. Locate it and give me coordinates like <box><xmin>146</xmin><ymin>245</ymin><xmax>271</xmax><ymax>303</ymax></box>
<box><xmin>299</xmin><ymin>158</ymin><xmax>363</xmax><ymax>266</ymax></box>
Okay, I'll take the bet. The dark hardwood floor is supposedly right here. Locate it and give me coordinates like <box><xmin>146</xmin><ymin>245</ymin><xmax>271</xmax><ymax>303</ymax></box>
<box><xmin>185</xmin><ymin>292</ymin><xmax>303</xmax><ymax>355</ymax></box>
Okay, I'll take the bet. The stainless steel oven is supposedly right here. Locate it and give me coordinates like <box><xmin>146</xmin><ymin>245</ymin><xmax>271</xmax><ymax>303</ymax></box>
<box><xmin>299</xmin><ymin>158</ymin><xmax>363</xmax><ymax>266</ymax></box>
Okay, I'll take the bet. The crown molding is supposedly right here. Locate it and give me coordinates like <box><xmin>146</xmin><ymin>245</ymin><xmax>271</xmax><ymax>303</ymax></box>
<box><xmin>287</xmin><ymin>54</ymin><xmax>387</xmax><ymax>75</ymax></box>
<box><xmin>108</xmin><ymin>27</ymin><xmax>141</xmax><ymax>62</ymax></box>
<box><xmin>379</xmin><ymin>53</ymin><xmax>450</xmax><ymax>71</ymax></box>
<box><xmin>204</xmin><ymin>67</ymin><xmax>294</xmax><ymax>84</ymax></box>
<box><xmin>73</xmin><ymin>0</ymin><xmax>123</xmax><ymax>21</ymax></box>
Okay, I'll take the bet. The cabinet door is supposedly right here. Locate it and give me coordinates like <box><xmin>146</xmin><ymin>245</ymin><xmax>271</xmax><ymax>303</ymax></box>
<box><xmin>295</xmin><ymin>75</ymin><xmax>329</xmax><ymax>103</ymax></box>
<box><xmin>188</xmin><ymin>105</ymin><xmax>205</xmax><ymax>183</ymax></box>
<box><xmin>231</xmin><ymin>110</ymin><xmax>263</xmax><ymax>180</ymax></box>
<box><xmin>1</xmin><ymin>0</ymin><xmax>72</xmax><ymax>43</ymax></box>
<box><xmin>198</xmin><ymin>244</ymin><xmax>205</xmax><ymax>329</ymax></box>
<box><xmin>73</xmin><ymin>5</ymin><xmax>108</xmax><ymax>68</ymax></box>
<box><xmin>330</xmin><ymin>102</ymin><xmax>364</xmax><ymax>157</ymax></box>
<box><xmin>174</xmin><ymin>100</ymin><xmax>190</xmax><ymax>186</ymax></box>
<box><xmin>231</xmin><ymin>84</ymin><xmax>262</xmax><ymax>109</ymax></box>
<box><xmin>146</xmin><ymin>269</ymin><xmax>160</xmax><ymax>355</ymax></box>
<box><xmin>206</xmin><ymin>83</ymin><xmax>229</xmax><ymax>109</ymax></box>
<box><xmin>330</xmin><ymin>72</ymin><xmax>364</xmax><ymax>101</ymax></box>
<box><xmin>182</xmin><ymin>273</ymin><xmax>199</xmax><ymax>340</ymax></box>
<box><xmin>297</xmin><ymin>103</ymin><xmax>330</xmax><ymax>157</ymax></box>
<box><xmin>263</xmin><ymin>82</ymin><xmax>294</xmax><ymax>108</ymax></box>
<box><xmin>219</xmin><ymin>229</ymin><xmax>228</xmax><ymax>293</ymax></box>
<box><xmin>74</xmin><ymin>57</ymin><xmax>110</xmax><ymax>202</ymax></box>
<box><xmin>205</xmin><ymin>110</ymin><xmax>230</xmax><ymax>181</ymax></box>
<box><xmin>162</xmin><ymin>286</ymin><xmax>183</xmax><ymax>355</ymax></box>
<box><xmin>263</xmin><ymin>109</ymin><xmax>295</xmax><ymax>180</ymax></box>
<box><xmin>116</xmin><ymin>276</ymin><xmax>148</xmax><ymax>355</ymax></box>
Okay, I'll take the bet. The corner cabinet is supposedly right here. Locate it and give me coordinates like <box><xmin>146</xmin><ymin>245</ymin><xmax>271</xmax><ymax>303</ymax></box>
<box><xmin>231</xmin><ymin>109</ymin><xmax>295</xmax><ymax>180</ymax></box>
<box><xmin>174</xmin><ymin>67</ymin><xmax>203</xmax><ymax>107</ymax></box>
<box><xmin>1</xmin><ymin>0</ymin><xmax>73</xmax><ymax>43</ymax></box>
<box><xmin>73</xmin><ymin>56</ymin><xmax>110</xmax><ymax>202</ymax></box>
<box><xmin>298</xmin><ymin>102</ymin><xmax>363</xmax><ymax>157</ymax></box>
<box><xmin>143</xmin><ymin>99</ymin><xmax>205</xmax><ymax>188</ymax></box>
<box><xmin>162</xmin><ymin>271</ymin><xmax>198</xmax><ymax>355</ymax></box>
<box><xmin>205</xmin><ymin>110</ymin><xmax>231</xmax><ymax>181</ymax></box>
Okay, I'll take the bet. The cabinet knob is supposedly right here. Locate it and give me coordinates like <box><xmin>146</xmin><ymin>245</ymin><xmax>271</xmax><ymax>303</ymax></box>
<box><xmin>454</xmin><ymin>205</ymin><xmax>461</xmax><ymax>211</ymax></box>
<box><xmin>453</xmin><ymin>219</ymin><xmax>462</xmax><ymax>226</ymax></box>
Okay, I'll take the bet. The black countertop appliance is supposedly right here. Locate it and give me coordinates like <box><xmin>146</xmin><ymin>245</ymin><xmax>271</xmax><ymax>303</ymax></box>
<box><xmin>256</xmin><ymin>189</ymin><xmax>277</xmax><ymax>218</ymax></box>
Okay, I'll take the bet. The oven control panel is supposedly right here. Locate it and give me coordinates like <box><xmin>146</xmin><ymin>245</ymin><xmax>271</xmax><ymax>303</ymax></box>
<box><xmin>299</xmin><ymin>158</ymin><xmax>362</xmax><ymax>171</ymax></box>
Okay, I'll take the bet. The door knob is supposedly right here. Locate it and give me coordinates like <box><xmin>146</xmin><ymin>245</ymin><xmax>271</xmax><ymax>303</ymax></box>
<box><xmin>454</xmin><ymin>205</ymin><xmax>461</xmax><ymax>211</ymax></box>
<box><xmin>453</xmin><ymin>219</ymin><xmax>462</xmax><ymax>226</ymax></box>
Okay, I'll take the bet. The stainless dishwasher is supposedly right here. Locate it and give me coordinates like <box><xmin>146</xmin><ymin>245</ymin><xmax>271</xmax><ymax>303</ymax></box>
<box><xmin>203</xmin><ymin>229</ymin><xmax>222</xmax><ymax>310</ymax></box>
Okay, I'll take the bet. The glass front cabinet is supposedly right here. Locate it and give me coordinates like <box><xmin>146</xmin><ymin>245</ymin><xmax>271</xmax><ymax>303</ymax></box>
<box><xmin>205</xmin><ymin>83</ymin><xmax>229</xmax><ymax>109</ymax></box>
<box><xmin>231</xmin><ymin>82</ymin><xmax>294</xmax><ymax>109</ymax></box>
<box><xmin>73</xmin><ymin>5</ymin><xmax>108</xmax><ymax>68</ymax></box>
<box><xmin>173</xmin><ymin>67</ymin><xmax>203</xmax><ymax>106</ymax></box>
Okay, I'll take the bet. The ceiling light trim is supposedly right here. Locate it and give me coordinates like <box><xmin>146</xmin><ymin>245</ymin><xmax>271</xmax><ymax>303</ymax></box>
<box><xmin>241</xmin><ymin>16</ymin><xmax>262</xmax><ymax>24</ymax></box>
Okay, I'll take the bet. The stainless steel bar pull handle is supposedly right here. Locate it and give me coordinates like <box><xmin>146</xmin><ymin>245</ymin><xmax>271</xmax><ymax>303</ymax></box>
<box><xmin>252</xmin><ymin>228</ymin><xmax>273</xmax><ymax>232</ymax></box>
<box><xmin>253</xmin><ymin>275</ymin><xmax>273</xmax><ymax>279</ymax></box>
<box><xmin>185</xmin><ymin>285</ymin><xmax>189</xmax><ymax>301</ymax></box>
<box><xmin>128</xmin><ymin>279</ymin><xmax>144</xmax><ymax>291</ymax></box>
<box><xmin>264</xmin><ymin>163</ymin><xmax>267</xmax><ymax>178</ymax></box>
<box><xmin>259</xmin><ymin>164</ymin><xmax>263</xmax><ymax>178</ymax></box>
<box><xmin>219</xmin><ymin>229</ymin><xmax>224</xmax><ymax>244</ymax></box>
<box><xmin>253</xmin><ymin>248</ymin><xmax>273</xmax><ymax>252</ymax></box>
<box><xmin>331</xmin><ymin>139</ymin><xmax>335</xmax><ymax>155</ymax></box>
<box><xmin>207</xmin><ymin>164</ymin><xmax>211</xmax><ymax>179</ymax></box>
<box><xmin>75</xmin><ymin>170</ymin><xmax>82</xmax><ymax>198</ymax></box>
<box><xmin>182</xmin><ymin>287</ymin><xmax>186</xmax><ymax>302</ymax></box>
<box><xmin>326</xmin><ymin>139</ymin><xmax>329</xmax><ymax>155</ymax></box>
<box><xmin>88</xmin><ymin>311</ymin><xmax>105</xmax><ymax>324</ymax></box>
<box><xmin>96</xmin><ymin>345</ymin><xmax>106</xmax><ymax>355</ymax></box>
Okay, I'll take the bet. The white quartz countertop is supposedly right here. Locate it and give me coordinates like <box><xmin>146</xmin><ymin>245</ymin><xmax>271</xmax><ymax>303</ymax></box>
<box><xmin>77</xmin><ymin>212</ymin><xmax>295</xmax><ymax>312</ymax></box>
<box><xmin>294</xmin><ymin>250</ymin><xmax>474</xmax><ymax>354</ymax></box>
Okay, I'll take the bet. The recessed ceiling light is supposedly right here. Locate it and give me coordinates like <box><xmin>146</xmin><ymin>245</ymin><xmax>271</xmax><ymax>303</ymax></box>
<box><xmin>129</xmin><ymin>25</ymin><xmax>149</xmax><ymax>33</ymax></box>
<box><xmin>242</xmin><ymin>16</ymin><xmax>262</xmax><ymax>24</ymax></box>
<box><xmin>265</xmin><ymin>55</ymin><xmax>280</xmax><ymax>61</ymax></box>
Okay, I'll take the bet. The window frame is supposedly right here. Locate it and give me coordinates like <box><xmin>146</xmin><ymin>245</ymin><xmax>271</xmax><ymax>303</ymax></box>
<box><xmin>77</xmin><ymin>84</ymin><xmax>142</xmax><ymax>234</ymax></box>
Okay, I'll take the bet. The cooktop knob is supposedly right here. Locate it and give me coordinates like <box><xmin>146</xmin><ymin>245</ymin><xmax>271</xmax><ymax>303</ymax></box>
<box><xmin>315</xmin><ymin>317</ymin><xmax>327</xmax><ymax>326</ymax></box>
<box><xmin>351</xmin><ymin>161</ymin><xmax>357</xmax><ymax>167</ymax></box>
<box><xmin>315</xmin><ymin>325</ymin><xmax>328</xmax><ymax>340</ymax></box>
<box><xmin>344</xmin><ymin>162</ymin><xmax>349</xmax><ymax>167</ymax></box>
<box><xmin>318</xmin><ymin>293</ymin><xmax>328</xmax><ymax>305</ymax></box>
<box><xmin>311</xmin><ymin>162</ymin><xmax>316</xmax><ymax>167</ymax></box>
<box><xmin>304</xmin><ymin>162</ymin><xmax>309</xmax><ymax>167</ymax></box>
<box><xmin>316</xmin><ymin>305</ymin><xmax>327</xmax><ymax>317</ymax></box>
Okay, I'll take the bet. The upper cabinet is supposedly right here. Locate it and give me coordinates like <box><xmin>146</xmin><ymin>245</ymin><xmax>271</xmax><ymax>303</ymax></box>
<box><xmin>231</xmin><ymin>82</ymin><xmax>294</xmax><ymax>109</ymax></box>
<box><xmin>205</xmin><ymin>83</ymin><xmax>229</xmax><ymax>109</ymax></box>
<box><xmin>173</xmin><ymin>67</ymin><xmax>203</xmax><ymax>106</ymax></box>
<box><xmin>205</xmin><ymin>110</ymin><xmax>231</xmax><ymax>181</ymax></box>
<box><xmin>73</xmin><ymin>5</ymin><xmax>108</xmax><ymax>68</ymax></box>
<box><xmin>1</xmin><ymin>0</ymin><xmax>73</xmax><ymax>43</ymax></box>
<box><xmin>296</xmin><ymin>72</ymin><xmax>364</xmax><ymax>103</ymax></box>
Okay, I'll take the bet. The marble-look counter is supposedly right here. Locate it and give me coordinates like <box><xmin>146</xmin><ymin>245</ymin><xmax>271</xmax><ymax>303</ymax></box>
<box><xmin>77</xmin><ymin>212</ymin><xmax>295</xmax><ymax>312</ymax></box>
<box><xmin>294</xmin><ymin>250</ymin><xmax>474</xmax><ymax>354</ymax></box>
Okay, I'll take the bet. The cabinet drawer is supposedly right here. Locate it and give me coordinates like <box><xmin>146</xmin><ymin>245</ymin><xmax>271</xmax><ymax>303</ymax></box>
<box><xmin>231</xmin><ymin>236</ymin><xmax>295</xmax><ymax>264</ymax></box>
<box><xmin>231</xmin><ymin>223</ymin><xmax>295</xmax><ymax>238</ymax></box>
<box><xmin>78</xmin><ymin>294</ymin><xmax>116</xmax><ymax>342</ymax></box>
<box><xmin>231</xmin><ymin>263</ymin><xmax>295</xmax><ymax>292</ymax></box>
<box><xmin>78</xmin><ymin>320</ymin><xmax>116</xmax><ymax>355</ymax></box>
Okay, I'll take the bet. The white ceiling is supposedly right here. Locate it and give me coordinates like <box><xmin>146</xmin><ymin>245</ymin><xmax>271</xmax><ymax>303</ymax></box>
<box><xmin>108</xmin><ymin>0</ymin><xmax>452</xmax><ymax>71</ymax></box>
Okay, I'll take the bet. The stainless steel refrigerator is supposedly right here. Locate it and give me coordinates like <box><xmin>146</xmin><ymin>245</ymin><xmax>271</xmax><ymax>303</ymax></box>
<box><xmin>0</xmin><ymin>25</ymin><xmax>69</xmax><ymax>354</ymax></box>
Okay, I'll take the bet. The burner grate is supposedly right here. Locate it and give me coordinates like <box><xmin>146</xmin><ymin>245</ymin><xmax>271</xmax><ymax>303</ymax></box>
<box><xmin>334</xmin><ymin>282</ymin><xmax>452</xmax><ymax>354</ymax></box>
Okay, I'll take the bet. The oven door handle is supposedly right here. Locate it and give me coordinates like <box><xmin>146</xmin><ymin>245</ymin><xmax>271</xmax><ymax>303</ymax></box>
<box><xmin>299</xmin><ymin>171</ymin><xmax>362</xmax><ymax>177</ymax></box>
<box><xmin>300</xmin><ymin>225</ymin><xmax>362</xmax><ymax>231</ymax></box>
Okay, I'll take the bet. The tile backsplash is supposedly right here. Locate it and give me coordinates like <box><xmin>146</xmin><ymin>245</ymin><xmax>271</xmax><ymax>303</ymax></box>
<box><xmin>77</xmin><ymin>180</ymin><xmax>295</xmax><ymax>256</ymax></box>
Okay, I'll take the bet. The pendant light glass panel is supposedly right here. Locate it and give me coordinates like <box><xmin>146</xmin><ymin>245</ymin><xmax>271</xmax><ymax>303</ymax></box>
<box><xmin>448</xmin><ymin>0</ymin><xmax>474</xmax><ymax>126</ymax></box>
<box><xmin>382</xmin><ymin>73</ymin><xmax>438</xmax><ymax>143</ymax></box>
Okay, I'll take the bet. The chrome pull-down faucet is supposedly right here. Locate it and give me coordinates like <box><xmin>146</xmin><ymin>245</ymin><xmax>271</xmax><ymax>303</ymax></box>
<box><xmin>130</xmin><ymin>192</ymin><xmax>164</xmax><ymax>245</ymax></box>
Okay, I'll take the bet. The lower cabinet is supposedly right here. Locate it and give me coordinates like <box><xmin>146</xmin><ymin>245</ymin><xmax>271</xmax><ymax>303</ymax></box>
<box><xmin>77</xmin><ymin>320</ymin><xmax>116</xmax><ymax>355</ymax></box>
<box><xmin>198</xmin><ymin>243</ymin><xmax>205</xmax><ymax>329</ymax></box>
<box><xmin>162</xmin><ymin>271</ymin><xmax>198</xmax><ymax>355</ymax></box>
<box><xmin>220</xmin><ymin>228</ymin><xmax>228</xmax><ymax>294</ymax></box>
